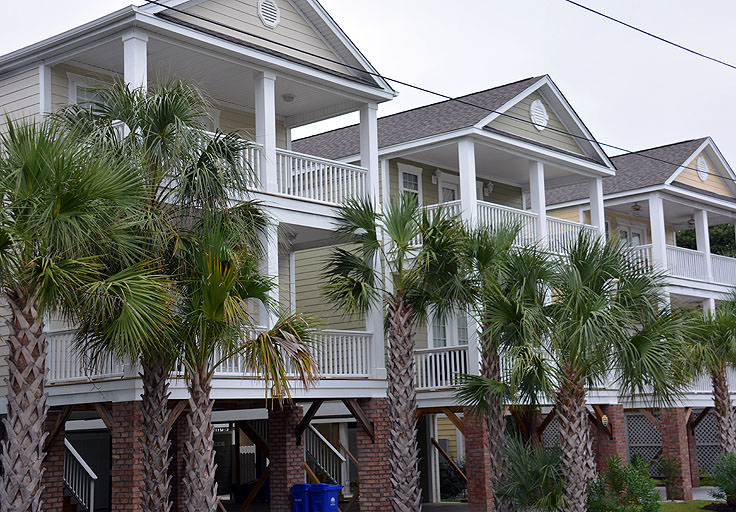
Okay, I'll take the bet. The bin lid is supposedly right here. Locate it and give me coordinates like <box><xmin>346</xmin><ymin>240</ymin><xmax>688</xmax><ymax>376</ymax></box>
<box><xmin>291</xmin><ymin>484</ymin><xmax>312</xmax><ymax>491</ymax></box>
<box><xmin>309</xmin><ymin>484</ymin><xmax>343</xmax><ymax>491</ymax></box>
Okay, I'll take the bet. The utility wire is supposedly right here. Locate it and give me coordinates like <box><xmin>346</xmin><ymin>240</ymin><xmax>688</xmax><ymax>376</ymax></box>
<box><xmin>139</xmin><ymin>0</ymin><xmax>736</xmax><ymax>184</ymax></box>
<box><xmin>561</xmin><ymin>0</ymin><xmax>736</xmax><ymax>72</ymax></box>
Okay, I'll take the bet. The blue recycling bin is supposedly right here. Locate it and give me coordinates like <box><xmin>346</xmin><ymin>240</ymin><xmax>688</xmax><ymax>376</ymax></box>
<box><xmin>309</xmin><ymin>483</ymin><xmax>342</xmax><ymax>512</ymax></box>
<box><xmin>291</xmin><ymin>483</ymin><xmax>312</xmax><ymax>512</ymax></box>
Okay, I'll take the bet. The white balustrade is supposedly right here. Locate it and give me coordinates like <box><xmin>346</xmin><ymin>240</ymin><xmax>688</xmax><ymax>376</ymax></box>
<box><xmin>414</xmin><ymin>345</ymin><xmax>468</xmax><ymax>390</ymax></box>
<box><xmin>629</xmin><ymin>244</ymin><xmax>653</xmax><ymax>269</ymax></box>
<box><xmin>47</xmin><ymin>330</ymin><xmax>125</xmax><ymax>384</ymax></box>
<box><xmin>241</xmin><ymin>143</ymin><xmax>262</xmax><ymax>189</ymax></box>
<box><xmin>276</xmin><ymin>148</ymin><xmax>367</xmax><ymax>205</ymax></box>
<box><xmin>477</xmin><ymin>200</ymin><xmax>538</xmax><ymax>245</ymax></box>
<box><xmin>666</xmin><ymin>245</ymin><xmax>708</xmax><ymax>281</ymax></box>
<box><xmin>305</xmin><ymin>424</ymin><xmax>346</xmax><ymax>484</ymax></box>
<box><xmin>410</xmin><ymin>200</ymin><xmax>462</xmax><ymax>246</ymax></box>
<box><xmin>547</xmin><ymin>217</ymin><xmax>598</xmax><ymax>254</ymax></box>
<box><xmin>64</xmin><ymin>439</ymin><xmax>97</xmax><ymax>512</ymax></box>
<box><xmin>712</xmin><ymin>254</ymin><xmax>736</xmax><ymax>286</ymax></box>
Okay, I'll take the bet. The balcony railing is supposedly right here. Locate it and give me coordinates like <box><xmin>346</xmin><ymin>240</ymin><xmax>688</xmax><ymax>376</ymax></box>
<box><xmin>414</xmin><ymin>345</ymin><xmax>468</xmax><ymax>390</ymax></box>
<box><xmin>477</xmin><ymin>200</ymin><xmax>537</xmax><ymax>245</ymax></box>
<box><xmin>712</xmin><ymin>254</ymin><xmax>736</xmax><ymax>286</ymax></box>
<box><xmin>411</xmin><ymin>200</ymin><xmax>462</xmax><ymax>246</ymax></box>
<box><xmin>547</xmin><ymin>217</ymin><xmax>599</xmax><ymax>254</ymax></box>
<box><xmin>666</xmin><ymin>246</ymin><xmax>709</xmax><ymax>281</ymax></box>
<box><xmin>47</xmin><ymin>330</ymin><xmax>125</xmax><ymax>384</ymax></box>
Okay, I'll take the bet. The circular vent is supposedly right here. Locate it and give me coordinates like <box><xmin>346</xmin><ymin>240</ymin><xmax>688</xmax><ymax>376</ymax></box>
<box><xmin>258</xmin><ymin>0</ymin><xmax>281</xmax><ymax>29</ymax></box>
<box><xmin>697</xmin><ymin>156</ymin><xmax>709</xmax><ymax>181</ymax></box>
<box><xmin>530</xmin><ymin>99</ymin><xmax>549</xmax><ymax>131</ymax></box>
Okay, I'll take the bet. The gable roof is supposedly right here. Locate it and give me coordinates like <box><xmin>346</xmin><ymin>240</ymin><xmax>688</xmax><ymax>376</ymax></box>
<box><xmin>546</xmin><ymin>138</ymin><xmax>709</xmax><ymax>205</ymax></box>
<box><xmin>293</xmin><ymin>76</ymin><xmax>545</xmax><ymax>160</ymax></box>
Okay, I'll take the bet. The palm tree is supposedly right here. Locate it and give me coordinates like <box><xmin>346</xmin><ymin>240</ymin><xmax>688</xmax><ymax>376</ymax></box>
<box><xmin>685</xmin><ymin>294</ymin><xmax>736</xmax><ymax>455</ymax></box>
<box><xmin>174</xmin><ymin>208</ymin><xmax>319</xmax><ymax>512</ymax></box>
<box><xmin>0</xmin><ymin>119</ymin><xmax>166</xmax><ymax>511</ymax></box>
<box><xmin>324</xmin><ymin>196</ymin><xmax>470</xmax><ymax>512</ymax></box>
<box><xmin>54</xmin><ymin>79</ymin><xmax>255</xmax><ymax>512</ymax></box>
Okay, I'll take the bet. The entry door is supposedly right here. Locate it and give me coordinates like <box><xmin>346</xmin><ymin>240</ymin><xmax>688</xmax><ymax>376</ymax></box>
<box><xmin>619</xmin><ymin>226</ymin><xmax>646</xmax><ymax>246</ymax></box>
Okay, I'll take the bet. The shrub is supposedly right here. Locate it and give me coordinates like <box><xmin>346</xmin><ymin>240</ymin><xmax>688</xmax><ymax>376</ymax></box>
<box><xmin>497</xmin><ymin>436</ymin><xmax>564</xmax><ymax>511</ymax></box>
<box><xmin>587</xmin><ymin>456</ymin><xmax>660</xmax><ymax>512</ymax></box>
<box><xmin>439</xmin><ymin>459</ymin><xmax>466</xmax><ymax>500</ymax></box>
<box><xmin>661</xmin><ymin>456</ymin><xmax>684</xmax><ymax>500</ymax></box>
<box><xmin>712</xmin><ymin>453</ymin><xmax>736</xmax><ymax>506</ymax></box>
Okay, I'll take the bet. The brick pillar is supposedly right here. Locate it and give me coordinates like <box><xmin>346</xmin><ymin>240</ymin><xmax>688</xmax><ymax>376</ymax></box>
<box><xmin>169</xmin><ymin>405</ymin><xmax>189</xmax><ymax>512</ymax></box>
<box><xmin>687</xmin><ymin>416</ymin><xmax>701</xmax><ymax>487</ymax></box>
<box><xmin>42</xmin><ymin>409</ymin><xmax>66</xmax><ymax>512</ymax></box>
<box><xmin>464</xmin><ymin>408</ymin><xmax>493</xmax><ymax>512</ymax></box>
<box><xmin>111</xmin><ymin>401</ymin><xmax>145</xmax><ymax>511</ymax></box>
<box><xmin>268</xmin><ymin>405</ymin><xmax>304</xmax><ymax>512</ymax></box>
<box><xmin>356</xmin><ymin>398</ymin><xmax>391</xmax><ymax>512</ymax></box>
<box><xmin>593</xmin><ymin>404</ymin><xmax>628</xmax><ymax>471</ymax></box>
<box><xmin>661</xmin><ymin>408</ymin><xmax>693</xmax><ymax>501</ymax></box>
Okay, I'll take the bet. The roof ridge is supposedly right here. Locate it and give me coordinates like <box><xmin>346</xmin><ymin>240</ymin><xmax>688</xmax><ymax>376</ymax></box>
<box><xmin>610</xmin><ymin>137</ymin><xmax>708</xmax><ymax>159</ymax></box>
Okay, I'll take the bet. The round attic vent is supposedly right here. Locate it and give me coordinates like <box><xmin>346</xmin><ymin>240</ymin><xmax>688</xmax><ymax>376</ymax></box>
<box><xmin>258</xmin><ymin>0</ymin><xmax>281</xmax><ymax>29</ymax></box>
<box><xmin>696</xmin><ymin>156</ymin><xmax>709</xmax><ymax>182</ymax></box>
<box><xmin>530</xmin><ymin>99</ymin><xmax>549</xmax><ymax>131</ymax></box>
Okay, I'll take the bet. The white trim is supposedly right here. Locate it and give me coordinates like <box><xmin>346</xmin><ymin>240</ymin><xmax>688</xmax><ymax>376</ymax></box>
<box><xmin>38</xmin><ymin>63</ymin><xmax>52</xmax><ymax>116</ymax></box>
<box><xmin>397</xmin><ymin>162</ymin><xmax>423</xmax><ymax>204</ymax></box>
<box><xmin>66</xmin><ymin>71</ymin><xmax>108</xmax><ymax>105</ymax></box>
<box><xmin>666</xmin><ymin>138</ymin><xmax>712</xmax><ymax>185</ymax></box>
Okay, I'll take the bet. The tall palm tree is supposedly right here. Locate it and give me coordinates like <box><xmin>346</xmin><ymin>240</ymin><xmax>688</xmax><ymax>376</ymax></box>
<box><xmin>0</xmin><ymin>119</ymin><xmax>167</xmax><ymax>511</ymax></box>
<box><xmin>174</xmin><ymin>208</ymin><xmax>319</xmax><ymax>512</ymax></box>
<box><xmin>324</xmin><ymin>196</ymin><xmax>470</xmax><ymax>512</ymax></box>
<box><xmin>685</xmin><ymin>294</ymin><xmax>736</xmax><ymax>455</ymax></box>
<box><xmin>54</xmin><ymin>79</ymin><xmax>255</xmax><ymax>512</ymax></box>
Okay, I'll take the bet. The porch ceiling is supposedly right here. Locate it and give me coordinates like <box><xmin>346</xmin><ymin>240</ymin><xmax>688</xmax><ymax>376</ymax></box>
<box><xmin>607</xmin><ymin>198</ymin><xmax>736</xmax><ymax>230</ymax></box>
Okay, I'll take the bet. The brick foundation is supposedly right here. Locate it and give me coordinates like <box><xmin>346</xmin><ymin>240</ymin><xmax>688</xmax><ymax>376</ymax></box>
<box><xmin>42</xmin><ymin>409</ymin><xmax>66</xmax><ymax>512</ymax></box>
<box><xmin>661</xmin><ymin>408</ymin><xmax>693</xmax><ymax>501</ymax></box>
<box><xmin>268</xmin><ymin>405</ymin><xmax>304</xmax><ymax>512</ymax></box>
<box><xmin>355</xmin><ymin>398</ymin><xmax>391</xmax><ymax>512</ymax></box>
<box><xmin>170</xmin><ymin>403</ymin><xmax>189</xmax><ymax>512</ymax></box>
<box><xmin>464</xmin><ymin>409</ymin><xmax>493</xmax><ymax>512</ymax></box>
<box><xmin>111</xmin><ymin>401</ymin><xmax>145</xmax><ymax>511</ymax></box>
<box><xmin>592</xmin><ymin>404</ymin><xmax>628</xmax><ymax>470</ymax></box>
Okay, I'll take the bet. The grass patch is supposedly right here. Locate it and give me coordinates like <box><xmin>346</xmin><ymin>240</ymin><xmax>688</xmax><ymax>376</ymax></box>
<box><xmin>661</xmin><ymin>502</ymin><xmax>719</xmax><ymax>511</ymax></box>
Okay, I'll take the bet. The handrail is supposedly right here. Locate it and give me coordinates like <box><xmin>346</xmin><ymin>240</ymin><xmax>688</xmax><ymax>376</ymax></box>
<box><xmin>477</xmin><ymin>200</ymin><xmax>537</xmax><ymax>218</ymax></box>
<box><xmin>275</xmin><ymin>147</ymin><xmax>367</xmax><ymax>172</ymax></box>
<box><xmin>308</xmin><ymin>424</ymin><xmax>346</xmax><ymax>463</ymax></box>
<box><xmin>65</xmin><ymin>439</ymin><xmax>98</xmax><ymax>481</ymax></box>
<box><xmin>64</xmin><ymin>438</ymin><xmax>97</xmax><ymax>512</ymax></box>
<box><xmin>414</xmin><ymin>345</ymin><xmax>469</xmax><ymax>354</ymax></box>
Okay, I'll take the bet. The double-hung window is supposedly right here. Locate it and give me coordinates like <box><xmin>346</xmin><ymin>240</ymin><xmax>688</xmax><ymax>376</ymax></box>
<box><xmin>398</xmin><ymin>163</ymin><xmax>422</xmax><ymax>205</ymax></box>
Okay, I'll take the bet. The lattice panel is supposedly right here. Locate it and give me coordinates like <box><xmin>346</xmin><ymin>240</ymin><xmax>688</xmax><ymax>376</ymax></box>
<box><xmin>694</xmin><ymin>409</ymin><xmax>721</xmax><ymax>473</ymax></box>
<box><xmin>626</xmin><ymin>413</ymin><xmax>663</xmax><ymax>477</ymax></box>
<box><xmin>543</xmin><ymin>417</ymin><xmax>560</xmax><ymax>448</ymax></box>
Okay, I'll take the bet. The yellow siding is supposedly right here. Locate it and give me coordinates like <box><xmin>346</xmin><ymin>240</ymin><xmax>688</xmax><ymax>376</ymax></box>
<box><xmin>216</xmin><ymin>103</ymin><xmax>287</xmax><ymax>147</ymax></box>
<box><xmin>294</xmin><ymin>246</ymin><xmax>364</xmax><ymax>330</ymax></box>
<box><xmin>436</xmin><ymin>416</ymin><xmax>460</xmax><ymax>460</ymax></box>
<box><xmin>674</xmin><ymin>151</ymin><xmax>734</xmax><ymax>198</ymax></box>
<box><xmin>173</xmin><ymin>0</ymin><xmax>351</xmax><ymax>76</ymax></box>
<box><xmin>0</xmin><ymin>67</ymin><xmax>39</xmax><ymax>133</ymax></box>
<box><xmin>548</xmin><ymin>207</ymin><xmax>581</xmax><ymax>223</ymax></box>
<box><xmin>488</xmin><ymin>91</ymin><xmax>583</xmax><ymax>155</ymax></box>
<box><xmin>605</xmin><ymin>211</ymin><xmax>677</xmax><ymax>245</ymax></box>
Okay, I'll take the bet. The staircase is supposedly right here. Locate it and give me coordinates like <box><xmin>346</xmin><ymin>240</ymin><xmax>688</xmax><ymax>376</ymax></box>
<box><xmin>63</xmin><ymin>439</ymin><xmax>97</xmax><ymax>512</ymax></box>
<box><xmin>304</xmin><ymin>425</ymin><xmax>346</xmax><ymax>485</ymax></box>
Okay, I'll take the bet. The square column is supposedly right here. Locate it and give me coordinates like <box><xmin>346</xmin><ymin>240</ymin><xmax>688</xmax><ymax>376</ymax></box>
<box><xmin>356</xmin><ymin>398</ymin><xmax>391</xmax><ymax>512</ymax></box>
<box><xmin>591</xmin><ymin>404</ymin><xmax>628</xmax><ymax>470</ymax></box>
<box><xmin>360</xmin><ymin>103</ymin><xmax>379</xmax><ymax>206</ymax></box>
<box><xmin>464</xmin><ymin>410</ymin><xmax>493</xmax><ymax>512</ymax></box>
<box><xmin>458</xmin><ymin>138</ymin><xmax>478</xmax><ymax>223</ymax></box>
<box><xmin>38</xmin><ymin>64</ymin><xmax>52</xmax><ymax>117</ymax></box>
<box><xmin>695</xmin><ymin>209</ymin><xmax>713</xmax><ymax>281</ymax></box>
<box><xmin>122</xmin><ymin>29</ymin><xmax>148</xmax><ymax>90</ymax></box>
<box><xmin>528</xmin><ymin>160</ymin><xmax>548</xmax><ymax>245</ymax></box>
<box><xmin>268</xmin><ymin>405</ymin><xmax>305</xmax><ymax>512</ymax></box>
<box><xmin>660</xmin><ymin>408</ymin><xmax>693</xmax><ymax>501</ymax></box>
<box><xmin>255</xmin><ymin>71</ymin><xmax>277</xmax><ymax>193</ymax></box>
<box><xmin>259</xmin><ymin>222</ymin><xmax>280</xmax><ymax>328</ymax></box>
<box><xmin>111</xmin><ymin>401</ymin><xmax>145</xmax><ymax>511</ymax></box>
<box><xmin>589</xmin><ymin>176</ymin><xmax>605</xmax><ymax>238</ymax></box>
<box><xmin>648</xmin><ymin>194</ymin><xmax>668</xmax><ymax>271</ymax></box>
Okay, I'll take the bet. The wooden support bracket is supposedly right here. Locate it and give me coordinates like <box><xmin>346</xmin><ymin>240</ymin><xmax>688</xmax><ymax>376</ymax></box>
<box><xmin>295</xmin><ymin>399</ymin><xmax>324</xmax><ymax>444</ymax></box>
<box><xmin>431</xmin><ymin>437</ymin><xmax>467</xmax><ymax>483</ymax></box>
<box><xmin>304</xmin><ymin>462</ymin><xmax>320</xmax><ymax>483</ymax></box>
<box><xmin>343</xmin><ymin>399</ymin><xmax>374</xmax><ymax>443</ymax></box>
<box><xmin>44</xmin><ymin>406</ymin><xmax>73</xmax><ymax>452</ymax></box>
<box><xmin>441</xmin><ymin>407</ymin><xmax>465</xmax><ymax>436</ymax></box>
<box><xmin>591</xmin><ymin>405</ymin><xmax>613</xmax><ymax>439</ymax></box>
<box><xmin>94</xmin><ymin>403</ymin><xmax>114</xmax><ymax>431</ymax></box>
<box><xmin>691</xmin><ymin>407</ymin><xmax>711</xmax><ymax>431</ymax></box>
<box><xmin>638</xmin><ymin>409</ymin><xmax>662</xmax><ymax>431</ymax></box>
<box><xmin>239</xmin><ymin>467</ymin><xmax>270</xmax><ymax>512</ymax></box>
<box><xmin>538</xmin><ymin>408</ymin><xmax>556</xmax><ymax>436</ymax></box>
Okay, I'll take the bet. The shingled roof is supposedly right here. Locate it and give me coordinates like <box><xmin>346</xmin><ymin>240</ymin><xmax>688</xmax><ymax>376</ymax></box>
<box><xmin>546</xmin><ymin>138</ymin><xmax>709</xmax><ymax>205</ymax></box>
<box><xmin>292</xmin><ymin>76</ymin><xmax>544</xmax><ymax>160</ymax></box>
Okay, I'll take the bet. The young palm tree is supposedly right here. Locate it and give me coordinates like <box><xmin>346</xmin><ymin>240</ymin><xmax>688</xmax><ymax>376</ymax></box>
<box><xmin>175</xmin><ymin>209</ymin><xmax>319</xmax><ymax>512</ymax></box>
<box><xmin>54</xmin><ymin>79</ymin><xmax>255</xmax><ymax>512</ymax></box>
<box><xmin>685</xmin><ymin>295</ymin><xmax>736</xmax><ymax>455</ymax></box>
<box><xmin>324</xmin><ymin>196</ymin><xmax>470</xmax><ymax>512</ymax></box>
<box><xmin>0</xmin><ymin>119</ymin><xmax>167</xmax><ymax>511</ymax></box>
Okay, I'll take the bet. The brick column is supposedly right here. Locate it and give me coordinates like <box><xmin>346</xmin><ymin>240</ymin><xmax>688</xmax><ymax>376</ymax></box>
<box><xmin>593</xmin><ymin>404</ymin><xmax>628</xmax><ymax>470</ymax></box>
<box><xmin>464</xmin><ymin>409</ymin><xmax>493</xmax><ymax>512</ymax></box>
<box><xmin>268</xmin><ymin>405</ymin><xmax>304</xmax><ymax>512</ymax></box>
<box><xmin>356</xmin><ymin>398</ymin><xmax>391</xmax><ymax>512</ymax></box>
<box><xmin>661</xmin><ymin>408</ymin><xmax>693</xmax><ymax>501</ymax></box>
<box><xmin>169</xmin><ymin>405</ymin><xmax>189</xmax><ymax>512</ymax></box>
<box><xmin>686</xmin><ymin>416</ymin><xmax>701</xmax><ymax>487</ymax></box>
<box><xmin>42</xmin><ymin>409</ymin><xmax>66</xmax><ymax>512</ymax></box>
<box><xmin>111</xmin><ymin>401</ymin><xmax>145</xmax><ymax>511</ymax></box>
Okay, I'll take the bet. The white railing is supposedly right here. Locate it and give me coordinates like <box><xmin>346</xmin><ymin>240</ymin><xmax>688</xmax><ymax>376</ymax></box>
<box><xmin>629</xmin><ymin>244</ymin><xmax>653</xmax><ymax>269</ymax></box>
<box><xmin>477</xmin><ymin>200</ymin><xmax>538</xmax><ymax>246</ymax></box>
<box><xmin>47</xmin><ymin>330</ymin><xmax>125</xmax><ymax>384</ymax></box>
<box><xmin>666</xmin><ymin>245</ymin><xmax>708</xmax><ymax>281</ymax></box>
<box><xmin>411</xmin><ymin>200</ymin><xmax>463</xmax><ymax>246</ymax></box>
<box><xmin>712</xmin><ymin>254</ymin><xmax>736</xmax><ymax>286</ymax></box>
<box><xmin>546</xmin><ymin>217</ymin><xmax>598</xmax><ymax>254</ymax></box>
<box><xmin>414</xmin><ymin>345</ymin><xmax>468</xmax><ymax>390</ymax></box>
<box><xmin>242</xmin><ymin>143</ymin><xmax>262</xmax><ymax>189</ymax></box>
<box><xmin>64</xmin><ymin>439</ymin><xmax>97</xmax><ymax>512</ymax></box>
<box><xmin>276</xmin><ymin>148</ymin><xmax>367</xmax><ymax>205</ymax></box>
<box><xmin>305</xmin><ymin>424</ymin><xmax>346</xmax><ymax>484</ymax></box>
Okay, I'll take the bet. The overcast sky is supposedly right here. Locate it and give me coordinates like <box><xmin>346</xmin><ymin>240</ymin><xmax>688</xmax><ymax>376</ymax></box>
<box><xmin>3</xmin><ymin>0</ymin><xmax>736</xmax><ymax>163</ymax></box>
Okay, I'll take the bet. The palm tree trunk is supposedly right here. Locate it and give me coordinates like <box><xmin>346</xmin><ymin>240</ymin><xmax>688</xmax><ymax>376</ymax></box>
<box><xmin>480</xmin><ymin>330</ymin><xmax>510</xmax><ymax>512</ymax></box>
<box><xmin>140</xmin><ymin>356</ymin><xmax>173</xmax><ymax>512</ymax></box>
<box><xmin>712</xmin><ymin>366</ymin><xmax>736</xmax><ymax>455</ymax></box>
<box><xmin>183</xmin><ymin>365</ymin><xmax>218</xmax><ymax>512</ymax></box>
<box><xmin>0</xmin><ymin>288</ymin><xmax>47</xmax><ymax>512</ymax></box>
<box><xmin>555</xmin><ymin>367</ymin><xmax>594</xmax><ymax>512</ymax></box>
<box><xmin>386</xmin><ymin>296</ymin><xmax>422</xmax><ymax>512</ymax></box>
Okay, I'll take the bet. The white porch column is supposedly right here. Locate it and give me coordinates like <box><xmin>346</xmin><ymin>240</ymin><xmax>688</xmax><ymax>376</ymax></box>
<box><xmin>122</xmin><ymin>30</ymin><xmax>148</xmax><ymax>90</ymax></box>
<box><xmin>458</xmin><ymin>138</ymin><xmax>478</xmax><ymax>223</ymax></box>
<box><xmin>360</xmin><ymin>103</ymin><xmax>379</xmax><ymax>207</ymax></box>
<box><xmin>648</xmin><ymin>193</ymin><xmax>668</xmax><ymax>271</ymax></box>
<box><xmin>38</xmin><ymin>64</ymin><xmax>52</xmax><ymax>117</ymax></box>
<box><xmin>380</xmin><ymin>158</ymin><xmax>390</xmax><ymax>212</ymax></box>
<box><xmin>695</xmin><ymin>209</ymin><xmax>713</xmax><ymax>282</ymax></box>
<box><xmin>529</xmin><ymin>160</ymin><xmax>548</xmax><ymax>245</ymax></box>
<box><xmin>589</xmin><ymin>176</ymin><xmax>605</xmax><ymax>238</ymax></box>
<box><xmin>703</xmin><ymin>297</ymin><xmax>716</xmax><ymax>316</ymax></box>
<box><xmin>255</xmin><ymin>70</ymin><xmax>277</xmax><ymax>193</ymax></box>
<box><xmin>260</xmin><ymin>222</ymin><xmax>280</xmax><ymax>328</ymax></box>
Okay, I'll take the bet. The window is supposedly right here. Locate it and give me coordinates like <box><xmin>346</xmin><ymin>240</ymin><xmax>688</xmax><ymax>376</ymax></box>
<box><xmin>67</xmin><ymin>72</ymin><xmax>107</xmax><ymax>109</ymax></box>
<box><xmin>617</xmin><ymin>224</ymin><xmax>646</xmax><ymax>246</ymax></box>
<box><xmin>431</xmin><ymin>315</ymin><xmax>447</xmax><ymax>347</ymax></box>
<box><xmin>457</xmin><ymin>314</ymin><xmax>468</xmax><ymax>346</ymax></box>
<box><xmin>429</xmin><ymin>311</ymin><xmax>469</xmax><ymax>348</ymax></box>
<box><xmin>398</xmin><ymin>163</ymin><xmax>422</xmax><ymax>205</ymax></box>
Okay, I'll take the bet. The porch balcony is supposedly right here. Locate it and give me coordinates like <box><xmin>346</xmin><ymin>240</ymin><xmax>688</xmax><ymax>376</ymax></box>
<box><xmin>628</xmin><ymin>244</ymin><xmax>736</xmax><ymax>287</ymax></box>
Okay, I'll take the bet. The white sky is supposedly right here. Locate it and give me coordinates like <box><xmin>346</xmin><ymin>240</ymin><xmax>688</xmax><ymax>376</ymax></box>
<box><xmin>3</xmin><ymin>0</ymin><xmax>736</xmax><ymax>163</ymax></box>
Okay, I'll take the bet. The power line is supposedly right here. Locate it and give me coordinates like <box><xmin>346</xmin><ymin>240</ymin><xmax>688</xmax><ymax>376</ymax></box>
<box><xmin>561</xmin><ymin>0</ymin><xmax>736</xmax><ymax>72</ymax></box>
<box><xmin>139</xmin><ymin>0</ymin><xmax>735</xmax><ymax>184</ymax></box>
